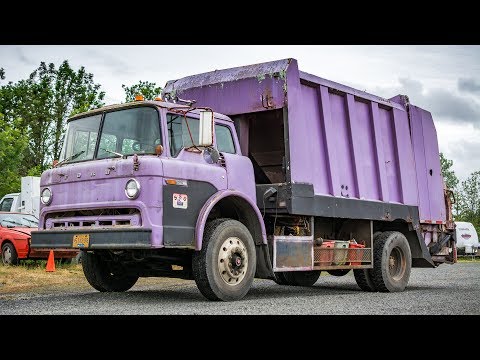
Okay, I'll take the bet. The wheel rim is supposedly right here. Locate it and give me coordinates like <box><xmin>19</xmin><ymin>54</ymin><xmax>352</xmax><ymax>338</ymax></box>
<box><xmin>218</xmin><ymin>237</ymin><xmax>248</xmax><ymax>286</ymax></box>
<box><xmin>388</xmin><ymin>247</ymin><xmax>406</xmax><ymax>281</ymax></box>
<box><xmin>3</xmin><ymin>246</ymin><xmax>12</xmax><ymax>264</ymax></box>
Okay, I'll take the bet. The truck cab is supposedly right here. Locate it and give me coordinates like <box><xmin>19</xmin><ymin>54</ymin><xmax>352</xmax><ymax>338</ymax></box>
<box><xmin>31</xmin><ymin>99</ymin><xmax>267</xmax><ymax>300</ymax></box>
<box><xmin>0</xmin><ymin>193</ymin><xmax>20</xmax><ymax>213</ymax></box>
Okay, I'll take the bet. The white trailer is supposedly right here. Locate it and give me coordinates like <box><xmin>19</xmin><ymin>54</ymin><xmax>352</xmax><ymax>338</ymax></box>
<box><xmin>0</xmin><ymin>176</ymin><xmax>40</xmax><ymax>218</ymax></box>
<box><xmin>455</xmin><ymin>221</ymin><xmax>479</xmax><ymax>255</ymax></box>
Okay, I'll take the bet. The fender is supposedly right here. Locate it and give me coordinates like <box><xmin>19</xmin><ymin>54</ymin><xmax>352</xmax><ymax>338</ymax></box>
<box><xmin>195</xmin><ymin>190</ymin><xmax>267</xmax><ymax>250</ymax></box>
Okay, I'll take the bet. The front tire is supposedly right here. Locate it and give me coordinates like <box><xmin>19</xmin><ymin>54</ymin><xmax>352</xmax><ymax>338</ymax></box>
<box><xmin>82</xmin><ymin>251</ymin><xmax>138</xmax><ymax>292</ymax></box>
<box><xmin>372</xmin><ymin>231</ymin><xmax>412</xmax><ymax>292</ymax></box>
<box><xmin>192</xmin><ymin>219</ymin><xmax>256</xmax><ymax>301</ymax></box>
<box><xmin>2</xmin><ymin>243</ymin><xmax>19</xmax><ymax>265</ymax></box>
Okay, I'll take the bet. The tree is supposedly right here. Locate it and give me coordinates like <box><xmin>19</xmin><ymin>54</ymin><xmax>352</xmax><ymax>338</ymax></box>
<box><xmin>439</xmin><ymin>152</ymin><xmax>459</xmax><ymax>190</ymax></box>
<box><xmin>456</xmin><ymin>171</ymin><xmax>480</xmax><ymax>232</ymax></box>
<box><xmin>0</xmin><ymin>68</ymin><xmax>4</xmax><ymax>80</ymax></box>
<box><xmin>0</xmin><ymin>113</ymin><xmax>29</xmax><ymax>197</ymax></box>
<box><xmin>122</xmin><ymin>81</ymin><xmax>162</xmax><ymax>102</ymax></box>
<box><xmin>29</xmin><ymin>61</ymin><xmax>105</xmax><ymax>161</ymax></box>
<box><xmin>0</xmin><ymin>61</ymin><xmax>105</xmax><ymax>172</ymax></box>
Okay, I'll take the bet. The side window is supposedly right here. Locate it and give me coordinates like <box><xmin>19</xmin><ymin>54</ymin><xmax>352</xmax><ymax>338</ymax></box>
<box><xmin>166</xmin><ymin>114</ymin><xmax>236</xmax><ymax>156</ymax></box>
<box><xmin>167</xmin><ymin>114</ymin><xmax>200</xmax><ymax>157</ymax></box>
<box><xmin>215</xmin><ymin>125</ymin><xmax>235</xmax><ymax>154</ymax></box>
<box><xmin>0</xmin><ymin>198</ymin><xmax>13</xmax><ymax>212</ymax></box>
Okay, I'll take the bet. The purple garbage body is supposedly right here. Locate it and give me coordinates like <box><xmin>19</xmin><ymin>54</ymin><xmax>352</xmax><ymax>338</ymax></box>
<box><xmin>164</xmin><ymin>58</ymin><xmax>446</xmax><ymax>224</ymax></box>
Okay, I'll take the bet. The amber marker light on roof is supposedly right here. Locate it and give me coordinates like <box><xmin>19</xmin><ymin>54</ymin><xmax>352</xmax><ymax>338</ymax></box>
<box><xmin>135</xmin><ymin>95</ymin><xmax>145</xmax><ymax>101</ymax></box>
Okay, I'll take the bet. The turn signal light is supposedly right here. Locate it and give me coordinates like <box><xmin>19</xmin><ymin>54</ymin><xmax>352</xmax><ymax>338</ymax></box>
<box><xmin>155</xmin><ymin>144</ymin><xmax>164</xmax><ymax>156</ymax></box>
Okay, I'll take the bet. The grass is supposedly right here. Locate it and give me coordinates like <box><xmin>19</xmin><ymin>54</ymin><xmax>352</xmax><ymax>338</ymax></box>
<box><xmin>0</xmin><ymin>261</ymin><xmax>90</xmax><ymax>296</ymax></box>
<box><xmin>0</xmin><ymin>261</ymin><xmax>191</xmax><ymax>297</ymax></box>
<box><xmin>456</xmin><ymin>256</ymin><xmax>480</xmax><ymax>263</ymax></box>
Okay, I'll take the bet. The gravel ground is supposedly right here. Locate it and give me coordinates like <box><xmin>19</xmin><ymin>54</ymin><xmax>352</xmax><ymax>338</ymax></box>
<box><xmin>1</xmin><ymin>262</ymin><xmax>478</xmax><ymax>315</ymax></box>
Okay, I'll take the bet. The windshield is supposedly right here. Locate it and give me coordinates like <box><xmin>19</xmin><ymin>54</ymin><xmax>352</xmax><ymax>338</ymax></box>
<box><xmin>0</xmin><ymin>213</ymin><xmax>38</xmax><ymax>228</ymax></box>
<box><xmin>59</xmin><ymin>107</ymin><xmax>161</xmax><ymax>164</ymax></box>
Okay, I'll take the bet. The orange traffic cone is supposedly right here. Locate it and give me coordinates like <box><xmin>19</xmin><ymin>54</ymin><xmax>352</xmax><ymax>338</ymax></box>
<box><xmin>46</xmin><ymin>250</ymin><xmax>56</xmax><ymax>272</ymax></box>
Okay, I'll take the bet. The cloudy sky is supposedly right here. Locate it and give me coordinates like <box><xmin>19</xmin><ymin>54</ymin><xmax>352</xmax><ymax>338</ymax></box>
<box><xmin>1</xmin><ymin>45</ymin><xmax>479</xmax><ymax>181</ymax></box>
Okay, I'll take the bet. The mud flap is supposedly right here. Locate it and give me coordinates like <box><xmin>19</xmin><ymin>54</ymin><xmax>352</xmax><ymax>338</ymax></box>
<box><xmin>255</xmin><ymin>244</ymin><xmax>275</xmax><ymax>280</ymax></box>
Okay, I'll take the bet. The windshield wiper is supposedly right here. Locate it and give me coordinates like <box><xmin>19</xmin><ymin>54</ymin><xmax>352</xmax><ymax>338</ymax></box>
<box><xmin>2</xmin><ymin>219</ymin><xmax>24</xmax><ymax>226</ymax></box>
<box><xmin>100</xmin><ymin>148</ymin><xmax>126</xmax><ymax>159</ymax></box>
<box><xmin>55</xmin><ymin>150</ymin><xmax>85</xmax><ymax>167</ymax></box>
<box><xmin>22</xmin><ymin>217</ymin><xmax>38</xmax><ymax>226</ymax></box>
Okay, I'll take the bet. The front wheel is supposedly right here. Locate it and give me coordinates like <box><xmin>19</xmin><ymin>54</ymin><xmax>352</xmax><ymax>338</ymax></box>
<box><xmin>82</xmin><ymin>251</ymin><xmax>139</xmax><ymax>292</ymax></box>
<box><xmin>2</xmin><ymin>243</ymin><xmax>19</xmax><ymax>265</ymax></box>
<box><xmin>192</xmin><ymin>219</ymin><xmax>256</xmax><ymax>301</ymax></box>
<box><xmin>372</xmin><ymin>231</ymin><xmax>412</xmax><ymax>292</ymax></box>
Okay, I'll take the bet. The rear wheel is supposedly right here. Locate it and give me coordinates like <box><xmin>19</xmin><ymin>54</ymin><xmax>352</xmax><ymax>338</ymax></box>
<box><xmin>327</xmin><ymin>269</ymin><xmax>351</xmax><ymax>276</ymax></box>
<box><xmin>372</xmin><ymin>231</ymin><xmax>411</xmax><ymax>292</ymax></box>
<box><xmin>273</xmin><ymin>272</ymin><xmax>289</xmax><ymax>285</ymax></box>
<box><xmin>283</xmin><ymin>270</ymin><xmax>321</xmax><ymax>287</ymax></box>
<box><xmin>82</xmin><ymin>251</ymin><xmax>138</xmax><ymax>292</ymax></box>
<box><xmin>353</xmin><ymin>268</ymin><xmax>377</xmax><ymax>292</ymax></box>
<box><xmin>354</xmin><ymin>232</ymin><xmax>381</xmax><ymax>292</ymax></box>
<box><xmin>192</xmin><ymin>219</ymin><xmax>256</xmax><ymax>301</ymax></box>
<box><xmin>2</xmin><ymin>243</ymin><xmax>19</xmax><ymax>265</ymax></box>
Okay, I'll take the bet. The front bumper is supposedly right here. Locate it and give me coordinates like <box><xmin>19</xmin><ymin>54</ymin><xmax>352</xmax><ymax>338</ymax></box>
<box><xmin>30</xmin><ymin>228</ymin><xmax>152</xmax><ymax>250</ymax></box>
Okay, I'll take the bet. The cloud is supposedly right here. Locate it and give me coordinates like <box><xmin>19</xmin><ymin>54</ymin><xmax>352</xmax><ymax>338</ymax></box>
<box><xmin>458</xmin><ymin>77</ymin><xmax>480</xmax><ymax>94</ymax></box>
<box><xmin>373</xmin><ymin>78</ymin><xmax>480</xmax><ymax>126</ymax></box>
<box><xmin>451</xmin><ymin>137</ymin><xmax>480</xmax><ymax>179</ymax></box>
<box><xmin>84</xmin><ymin>47</ymin><xmax>135</xmax><ymax>76</ymax></box>
<box><xmin>14</xmin><ymin>46</ymin><xmax>36</xmax><ymax>67</ymax></box>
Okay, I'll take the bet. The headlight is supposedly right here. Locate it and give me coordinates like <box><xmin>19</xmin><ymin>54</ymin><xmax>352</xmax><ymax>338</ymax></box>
<box><xmin>125</xmin><ymin>179</ymin><xmax>140</xmax><ymax>199</ymax></box>
<box><xmin>41</xmin><ymin>187</ymin><xmax>52</xmax><ymax>205</ymax></box>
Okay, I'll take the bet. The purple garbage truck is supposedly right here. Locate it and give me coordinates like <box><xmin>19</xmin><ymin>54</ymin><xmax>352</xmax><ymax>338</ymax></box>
<box><xmin>31</xmin><ymin>58</ymin><xmax>456</xmax><ymax>301</ymax></box>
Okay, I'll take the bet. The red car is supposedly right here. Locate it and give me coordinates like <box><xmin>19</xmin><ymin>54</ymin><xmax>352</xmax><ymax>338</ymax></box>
<box><xmin>0</xmin><ymin>212</ymin><xmax>78</xmax><ymax>265</ymax></box>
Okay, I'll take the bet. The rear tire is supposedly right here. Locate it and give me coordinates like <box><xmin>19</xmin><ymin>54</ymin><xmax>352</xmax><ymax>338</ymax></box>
<box><xmin>273</xmin><ymin>272</ymin><xmax>289</xmax><ymax>285</ymax></box>
<box><xmin>372</xmin><ymin>231</ymin><xmax>412</xmax><ymax>292</ymax></box>
<box><xmin>192</xmin><ymin>219</ymin><xmax>256</xmax><ymax>301</ymax></box>
<box><xmin>353</xmin><ymin>269</ymin><xmax>377</xmax><ymax>292</ymax></box>
<box><xmin>283</xmin><ymin>270</ymin><xmax>321</xmax><ymax>287</ymax></box>
<box><xmin>327</xmin><ymin>269</ymin><xmax>350</xmax><ymax>276</ymax></box>
<box><xmin>82</xmin><ymin>251</ymin><xmax>138</xmax><ymax>292</ymax></box>
<box><xmin>354</xmin><ymin>232</ymin><xmax>381</xmax><ymax>292</ymax></box>
<box><xmin>2</xmin><ymin>243</ymin><xmax>19</xmax><ymax>265</ymax></box>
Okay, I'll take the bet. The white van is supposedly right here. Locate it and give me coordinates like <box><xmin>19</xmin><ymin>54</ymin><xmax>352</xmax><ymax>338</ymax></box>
<box><xmin>455</xmin><ymin>221</ymin><xmax>479</xmax><ymax>255</ymax></box>
<box><xmin>0</xmin><ymin>177</ymin><xmax>40</xmax><ymax>218</ymax></box>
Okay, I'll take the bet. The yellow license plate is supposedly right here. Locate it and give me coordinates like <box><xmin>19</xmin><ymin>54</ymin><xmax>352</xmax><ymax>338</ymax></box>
<box><xmin>73</xmin><ymin>234</ymin><xmax>90</xmax><ymax>248</ymax></box>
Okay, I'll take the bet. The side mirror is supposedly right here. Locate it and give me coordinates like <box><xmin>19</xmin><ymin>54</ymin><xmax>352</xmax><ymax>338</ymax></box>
<box><xmin>198</xmin><ymin>110</ymin><xmax>214</xmax><ymax>147</ymax></box>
